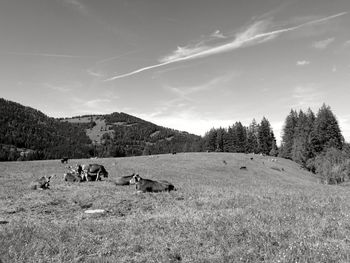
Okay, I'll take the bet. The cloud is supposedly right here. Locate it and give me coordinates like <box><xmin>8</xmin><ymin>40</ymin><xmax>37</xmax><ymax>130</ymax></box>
<box><xmin>312</xmin><ymin>37</ymin><xmax>335</xmax><ymax>49</ymax></box>
<box><xmin>296</xmin><ymin>60</ymin><xmax>311</xmax><ymax>66</ymax></box>
<box><xmin>44</xmin><ymin>82</ymin><xmax>82</xmax><ymax>92</ymax></box>
<box><xmin>210</xmin><ymin>30</ymin><xmax>227</xmax><ymax>39</ymax></box>
<box><xmin>166</xmin><ymin>72</ymin><xmax>236</xmax><ymax>97</ymax></box>
<box><xmin>105</xmin><ymin>12</ymin><xmax>347</xmax><ymax>81</ymax></box>
<box><xmin>292</xmin><ymin>84</ymin><xmax>325</xmax><ymax>108</ymax></box>
<box><xmin>63</xmin><ymin>0</ymin><xmax>89</xmax><ymax>15</ymax></box>
<box><xmin>338</xmin><ymin>115</ymin><xmax>350</xmax><ymax>143</ymax></box>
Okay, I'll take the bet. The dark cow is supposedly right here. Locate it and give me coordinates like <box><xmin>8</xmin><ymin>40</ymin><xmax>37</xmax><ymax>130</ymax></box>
<box><xmin>115</xmin><ymin>173</ymin><xmax>136</xmax><ymax>185</ymax></box>
<box><xmin>63</xmin><ymin>172</ymin><xmax>82</xmax><ymax>182</ymax></box>
<box><xmin>30</xmin><ymin>175</ymin><xmax>54</xmax><ymax>190</ymax></box>
<box><xmin>61</xmin><ymin>157</ymin><xmax>69</xmax><ymax>164</ymax></box>
<box><xmin>129</xmin><ymin>174</ymin><xmax>176</xmax><ymax>193</ymax></box>
<box><xmin>80</xmin><ymin>164</ymin><xmax>109</xmax><ymax>181</ymax></box>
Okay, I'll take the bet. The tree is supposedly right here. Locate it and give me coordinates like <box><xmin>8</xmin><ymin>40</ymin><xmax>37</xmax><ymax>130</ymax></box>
<box><xmin>279</xmin><ymin>110</ymin><xmax>298</xmax><ymax>159</ymax></box>
<box><xmin>291</xmin><ymin>109</ymin><xmax>315</xmax><ymax>166</ymax></box>
<box><xmin>246</xmin><ymin>119</ymin><xmax>259</xmax><ymax>153</ymax></box>
<box><xmin>258</xmin><ymin>117</ymin><xmax>275</xmax><ymax>155</ymax></box>
<box><xmin>309</xmin><ymin>104</ymin><xmax>344</xmax><ymax>155</ymax></box>
<box><xmin>234</xmin><ymin>122</ymin><xmax>247</xmax><ymax>153</ymax></box>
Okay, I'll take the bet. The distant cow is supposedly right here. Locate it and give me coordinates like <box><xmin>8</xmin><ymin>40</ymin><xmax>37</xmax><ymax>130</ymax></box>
<box><xmin>80</xmin><ymin>164</ymin><xmax>109</xmax><ymax>181</ymax></box>
<box><xmin>61</xmin><ymin>157</ymin><xmax>69</xmax><ymax>164</ymax></box>
<box><xmin>115</xmin><ymin>173</ymin><xmax>136</xmax><ymax>185</ymax></box>
<box><xmin>129</xmin><ymin>174</ymin><xmax>176</xmax><ymax>193</ymax></box>
<box><xmin>63</xmin><ymin>172</ymin><xmax>82</xmax><ymax>182</ymax></box>
<box><xmin>30</xmin><ymin>175</ymin><xmax>54</xmax><ymax>190</ymax></box>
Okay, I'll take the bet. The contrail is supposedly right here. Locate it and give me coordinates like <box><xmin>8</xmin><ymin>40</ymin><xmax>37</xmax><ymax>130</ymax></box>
<box><xmin>105</xmin><ymin>12</ymin><xmax>347</xmax><ymax>81</ymax></box>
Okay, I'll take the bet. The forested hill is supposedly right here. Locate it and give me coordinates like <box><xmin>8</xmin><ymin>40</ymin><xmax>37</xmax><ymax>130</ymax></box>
<box><xmin>0</xmin><ymin>98</ymin><xmax>92</xmax><ymax>161</ymax></box>
<box><xmin>0</xmin><ymin>98</ymin><xmax>202</xmax><ymax>161</ymax></box>
<box><xmin>60</xmin><ymin>112</ymin><xmax>203</xmax><ymax>157</ymax></box>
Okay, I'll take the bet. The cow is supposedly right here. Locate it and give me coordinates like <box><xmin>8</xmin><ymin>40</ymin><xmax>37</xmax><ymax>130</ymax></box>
<box><xmin>30</xmin><ymin>175</ymin><xmax>54</xmax><ymax>190</ymax></box>
<box><xmin>115</xmin><ymin>173</ymin><xmax>136</xmax><ymax>185</ymax></box>
<box><xmin>61</xmin><ymin>157</ymin><xmax>69</xmax><ymax>164</ymax></box>
<box><xmin>80</xmin><ymin>164</ymin><xmax>109</xmax><ymax>181</ymax></box>
<box><xmin>129</xmin><ymin>174</ymin><xmax>176</xmax><ymax>193</ymax></box>
<box><xmin>63</xmin><ymin>171</ymin><xmax>82</xmax><ymax>182</ymax></box>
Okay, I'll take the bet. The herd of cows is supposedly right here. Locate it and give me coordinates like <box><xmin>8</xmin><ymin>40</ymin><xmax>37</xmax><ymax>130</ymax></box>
<box><xmin>30</xmin><ymin>159</ymin><xmax>176</xmax><ymax>193</ymax></box>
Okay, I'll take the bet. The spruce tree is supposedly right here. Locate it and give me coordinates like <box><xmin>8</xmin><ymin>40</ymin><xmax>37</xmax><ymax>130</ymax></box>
<box><xmin>291</xmin><ymin>109</ymin><xmax>315</xmax><ymax>165</ymax></box>
<box><xmin>258</xmin><ymin>117</ymin><xmax>274</xmax><ymax>155</ymax></box>
<box><xmin>310</xmin><ymin>104</ymin><xmax>343</xmax><ymax>155</ymax></box>
<box><xmin>280</xmin><ymin>110</ymin><xmax>298</xmax><ymax>159</ymax></box>
<box><xmin>246</xmin><ymin>119</ymin><xmax>259</xmax><ymax>153</ymax></box>
<box><xmin>235</xmin><ymin>122</ymin><xmax>247</xmax><ymax>153</ymax></box>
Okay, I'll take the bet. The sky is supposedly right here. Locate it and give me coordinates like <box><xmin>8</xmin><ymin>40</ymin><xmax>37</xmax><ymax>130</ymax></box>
<box><xmin>1</xmin><ymin>0</ymin><xmax>350</xmax><ymax>144</ymax></box>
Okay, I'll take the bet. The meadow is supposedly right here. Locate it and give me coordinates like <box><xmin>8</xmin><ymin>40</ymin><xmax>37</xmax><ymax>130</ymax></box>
<box><xmin>1</xmin><ymin>152</ymin><xmax>350</xmax><ymax>263</ymax></box>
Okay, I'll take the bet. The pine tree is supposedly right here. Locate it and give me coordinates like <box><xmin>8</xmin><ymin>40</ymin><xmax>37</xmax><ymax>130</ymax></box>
<box><xmin>310</xmin><ymin>104</ymin><xmax>344</xmax><ymax>155</ymax></box>
<box><xmin>223</xmin><ymin>126</ymin><xmax>233</xmax><ymax>152</ymax></box>
<box><xmin>279</xmin><ymin>110</ymin><xmax>298</xmax><ymax>159</ymax></box>
<box><xmin>258</xmin><ymin>117</ymin><xmax>275</xmax><ymax>155</ymax></box>
<box><xmin>215</xmin><ymin>128</ymin><xmax>225</xmax><ymax>152</ymax></box>
<box><xmin>246</xmin><ymin>119</ymin><xmax>259</xmax><ymax>153</ymax></box>
<box><xmin>234</xmin><ymin>122</ymin><xmax>247</xmax><ymax>152</ymax></box>
<box><xmin>291</xmin><ymin>109</ymin><xmax>315</xmax><ymax>165</ymax></box>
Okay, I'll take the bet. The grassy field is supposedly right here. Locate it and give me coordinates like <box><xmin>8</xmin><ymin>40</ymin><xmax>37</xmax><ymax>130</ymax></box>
<box><xmin>1</xmin><ymin>153</ymin><xmax>350</xmax><ymax>262</ymax></box>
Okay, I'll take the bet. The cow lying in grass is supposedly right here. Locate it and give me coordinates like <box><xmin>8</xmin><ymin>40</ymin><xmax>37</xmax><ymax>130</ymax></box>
<box><xmin>115</xmin><ymin>173</ymin><xmax>136</xmax><ymax>185</ymax></box>
<box><xmin>30</xmin><ymin>175</ymin><xmax>54</xmax><ymax>190</ymax></box>
<box><xmin>63</xmin><ymin>171</ymin><xmax>82</xmax><ymax>182</ymax></box>
<box><xmin>80</xmin><ymin>164</ymin><xmax>109</xmax><ymax>181</ymax></box>
<box><xmin>129</xmin><ymin>174</ymin><xmax>176</xmax><ymax>193</ymax></box>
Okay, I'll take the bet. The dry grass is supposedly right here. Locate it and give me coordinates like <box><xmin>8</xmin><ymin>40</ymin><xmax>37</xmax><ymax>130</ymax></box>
<box><xmin>1</xmin><ymin>153</ymin><xmax>350</xmax><ymax>262</ymax></box>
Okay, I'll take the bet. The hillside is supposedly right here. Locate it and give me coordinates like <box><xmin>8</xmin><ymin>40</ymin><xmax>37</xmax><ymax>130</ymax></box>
<box><xmin>0</xmin><ymin>98</ymin><xmax>202</xmax><ymax>161</ymax></box>
<box><xmin>2</xmin><ymin>153</ymin><xmax>350</xmax><ymax>262</ymax></box>
<box><xmin>0</xmin><ymin>98</ymin><xmax>92</xmax><ymax>161</ymax></box>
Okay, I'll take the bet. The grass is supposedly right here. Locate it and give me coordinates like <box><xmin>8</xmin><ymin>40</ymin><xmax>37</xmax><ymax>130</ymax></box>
<box><xmin>1</xmin><ymin>153</ymin><xmax>350</xmax><ymax>262</ymax></box>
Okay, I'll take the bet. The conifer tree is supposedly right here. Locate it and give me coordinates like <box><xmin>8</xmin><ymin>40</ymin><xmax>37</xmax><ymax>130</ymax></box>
<box><xmin>235</xmin><ymin>122</ymin><xmax>247</xmax><ymax>152</ymax></box>
<box><xmin>291</xmin><ymin>109</ymin><xmax>315</xmax><ymax>165</ymax></box>
<box><xmin>215</xmin><ymin>127</ymin><xmax>225</xmax><ymax>152</ymax></box>
<box><xmin>279</xmin><ymin>110</ymin><xmax>298</xmax><ymax>159</ymax></box>
<box><xmin>310</xmin><ymin>104</ymin><xmax>344</xmax><ymax>154</ymax></box>
<box><xmin>258</xmin><ymin>117</ymin><xmax>275</xmax><ymax>155</ymax></box>
<box><xmin>246</xmin><ymin>119</ymin><xmax>259</xmax><ymax>153</ymax></box>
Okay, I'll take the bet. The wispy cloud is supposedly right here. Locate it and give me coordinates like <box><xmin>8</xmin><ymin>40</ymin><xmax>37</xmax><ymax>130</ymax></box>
<box><xmin>296</xmin><ymin>60</ymin><xmax>311</xmax><ymax>66</ymax></box>
<box><xmin>210</xmin><ymin>30</ymin><xmax>227</xmax><ymax>39</ymax></box>
<box><xmin>292</xmin><ymin>84</ymin><xmax>325</xmax><ymax>108</ymax></box>
<box><xmin>44</xmin><ymin>82</ymin><xmax>82</xmax><ymax>92</ymax></box>
<box><xmin>165</xmin><ymin>72</ymin><xmax>238</xmax><ymax>98</ymax></box>
<box><xmin>63</xmin><ymin>0</ymin><xmax>89</xmax><ymax>15</ymax></box>
<box><xmin>105</xmin><ymin>12</ymin><xmax>347</xmax><ymax>81</ymax></box>
<box><xmin>312</xmin><ymin>37</ymin><xmax>335</xmax><ymax>49</ymax></box>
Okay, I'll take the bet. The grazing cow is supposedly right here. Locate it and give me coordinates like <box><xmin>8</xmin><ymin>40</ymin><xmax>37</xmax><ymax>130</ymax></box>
<box><xmin>63</xmin><ymin>172</ymin><xmax>82</xmax><ymax>182</ymax></box>
<box><xmin>129</xmin><ymin>174</ymin><xmax>176</xmax><ymax>193</ymax></box>
<box><xmin>80</xmin><ymin>164</ymin><xmax>109</xmax><ymax>181</ymax></box>
<box><xmin>61</xmin><ymin>157</ymin><xmax>69</xmax><ymax>164</ymax></box>
<box><xmin>30</xmin><ymin>175</ymin><xmax>54</xmax><ymax>190</ymax></box>
<box><xmin>115</xmin><ymin>173</ymin><xmax>136</xmax><ymax>185</ymax></box>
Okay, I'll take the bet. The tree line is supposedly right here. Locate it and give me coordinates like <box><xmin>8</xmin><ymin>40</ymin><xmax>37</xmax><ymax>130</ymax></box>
<box><xmin>279</xmin><ymin>104</ymin><xmax>349</xmax><ymax>184</ymax></box>
<box><xmin>202</xmin><ymin>117</ymin><xmax>278</xmax><ymax>155</ymax></box>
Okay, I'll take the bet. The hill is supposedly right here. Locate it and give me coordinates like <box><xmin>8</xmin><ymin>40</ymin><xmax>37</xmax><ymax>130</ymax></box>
<box><xmin>0</xmin><ymin>98</ymin><xmax>202</xmax><ymax>161</ymax></box>
<box><xmin>1</xmin><ymin>153</ymin><xmax>349</xmax><ymax>262</ymax></box>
